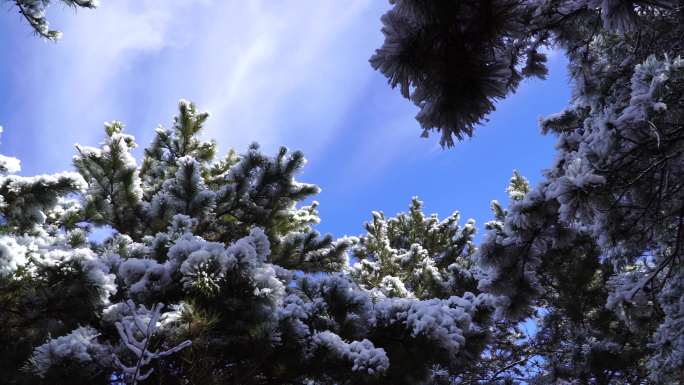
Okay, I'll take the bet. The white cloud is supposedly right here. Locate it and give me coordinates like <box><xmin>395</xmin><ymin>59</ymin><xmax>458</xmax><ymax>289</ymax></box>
<box><xmin>5</xmin><ymin>0</ymin><xmax>389</xmax><ymax>174</ymax></box>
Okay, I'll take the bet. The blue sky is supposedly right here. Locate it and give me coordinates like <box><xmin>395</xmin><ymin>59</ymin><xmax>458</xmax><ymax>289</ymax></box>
<box><xmin>0</xmin><ymin>0</ymin><xmax>569</xmax><ymax>240</ymax></box>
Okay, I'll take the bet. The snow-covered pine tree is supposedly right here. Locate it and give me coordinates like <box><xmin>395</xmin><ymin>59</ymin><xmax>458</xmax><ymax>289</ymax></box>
<box><xmin>350</xmin><ymin>196</ymin><xmax>478</xmax><ymax>300</ymax></box>
<box><xmin>0</xmin><ymin>127</ymin><xmax>113</xmax><ymax>384</ymax></box>
<box><xmin>10</xmin><ymin>0</ymin><xmax>98</xmax><ymax>40</ymax></box>
<box><xmin>373</xmin><ymin>2</ymin><xmax>684</xmax><ymax>383</ymax></box>
<box><xmin>1</xmin><ymin>101</ymin><xmax>500</xmax><ymax>385</ymax></box>
<box><xmin>478</xmin><ymin>171</ymin><xmax>655</xmax><ymax>383</ymax></box>
<box><xmin>350</xmin><ymin>197</ymin><xmax>539</xmax><ymax>383</ymax></box>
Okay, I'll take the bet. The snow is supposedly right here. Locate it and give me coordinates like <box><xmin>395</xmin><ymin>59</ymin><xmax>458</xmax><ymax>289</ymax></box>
<box><xmin>150</xmin><ymin>156</ymin><xmax>216</xmax><ymax>219</ymax></box>
<box><xmin>252</xmin><ymin>264</ymin><xmax>285</xmax><ymax>299</ymax></box>
<box><xmin>548</xmin><ymin>157</ymin><xmax>606</xmax><ymax>222</ymax></box>
<box><xmin>0</xmin><ymin>154</ymin><xmax>20</xmax><ymax>175</ymax></box>
<box><xmin>0</xmin><ymin>235</ymin><xmax>28</xmax><ymax>277</ymax></box>
<box><xmin>278</xmin><ymin>294</ymin><xmax>312</xmax><ymax>339</ymax></box>
<box><xmin>167</xmin><ymin>233</ymin><xmax>205</xmax><ymax>266</ymax></box>
<box><xmin>171</xmin><ymin>228</ymin><xmax>271</xmax><ymax>291</ymax></box>
<box><xmin>311</xmin><ymin>331</ymin><xmax>389</xmax><ymax>375</ymax></box>
<box><xmin>378</xmin><ymin>275</ymin><xmax>411</xmax><ymax>298</ymax></box>
<box><xmin>1</xmin><ymin>172</ymin><xmax>87</xmax><ymax>194</ymax></box>
<box><xmin>373</xmin><ymin>294</ymin><xmax>489</xmax><ymax>358</ymax></box>
<box><xmin>166</xmin><ymin>214</ymin><xmax>196</xmax><ymax>237</ymax></box>
<box><xmin>4</xmin><ymin>2</ymin><xmax>684</xmax><ymax>383</ymax></box>
<box><xmin>36</xmin><ymin>247</ymin><xmax>117</xmax><ymax>304</ymax></box>
<box><xmin>0</xmin><ymin>171</ymin><xmax>87</xmax><ymax>230</ymax></box>
<box><xmin>178</xmin><ymin>240</ymin><xmax>228</xmax><ymax>289</ymax></box>
<box><xmin>118</xmin><ymin>257</ymin><xmax>172</xmax><ymax>296</ymax></box>
<box><xmin>29</xmin><ymin>326</ymin><xmax>108</xmax><ymax>377</ymax></box>
<box><xmin>228</xmin><ymin>227</ymin><xmax>271</xmax><ymax>265</ymax></box>
<box><xmin>102</xmin><ymin>301</ymin><xmax>133</xmax><ymax>323</ymax></box>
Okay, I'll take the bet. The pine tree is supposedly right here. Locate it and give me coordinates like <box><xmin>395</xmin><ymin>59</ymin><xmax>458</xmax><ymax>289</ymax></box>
<box><xmin>0</xmin><ymin>127</ymin><xmax>111</xmax><ymax>384</ymax></box>
<box><xmin>1</xmin><ymin>101</ymin><xmax>502</xmax><ymax>385</ymax></box>
<box><xmin>479</xmin><ymin>172</ymin><xmax>654</xmax><ymax>383</ymax></box>
<box><xmin>350</xmin><ymin>197</ymin><xmax>539</xmax><ymax>384</ymax></box>
<box><xmin>373</xmin><ymin>2</ymin><xmax>684</xmax><ymax>382</ymax></box>
<box><xmin>350</xmin><ymin>196</ymin><xmax>478</xmax><ymax>300</ymax></box>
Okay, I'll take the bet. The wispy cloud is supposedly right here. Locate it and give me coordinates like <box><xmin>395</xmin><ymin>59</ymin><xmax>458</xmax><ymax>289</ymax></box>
<box><xmin>1</xmin><ymin>0</ymin><xmax>390</xmax><ymax>175</ymax></box>
<box><xmin>171</xmin><ymin>0</ymin><xmax>382</xmax><ymax>157</ymax></box>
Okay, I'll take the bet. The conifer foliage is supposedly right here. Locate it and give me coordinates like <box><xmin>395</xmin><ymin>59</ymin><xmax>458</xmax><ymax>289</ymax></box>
<box><xmin>0</xmin><ymin>102</ymin><xmax>503</xmax><ymax>385</ymax></box>
<box><xmin>350</xmin><ymin>197</ymin><xmax>478</xmax><ymax>300</ymax></box>
<box><xmin>350</xmin><ymin>197</ymin><xmax>537</xmax><ymax>384</ymax></box>
<box><xmin>370</xmin><ymin>0</ymin><xmax>550</xmax><ymax>147</ymax></box>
